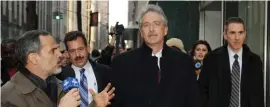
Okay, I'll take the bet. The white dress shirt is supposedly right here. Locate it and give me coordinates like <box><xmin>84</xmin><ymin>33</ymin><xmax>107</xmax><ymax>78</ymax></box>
<box><xmin>227</xmin><ymin>46</ymin><xmax>243</xmax><ymax>107</ymax></box>
<box><xmin>152</xmin><ymin>49</ymin><xmax>163</xmax><ymax>69</ymax></box>
<box><xmin>72</xmin><ymin>61</ymin><xmax>98</xmax><ymax>104</ymax></box>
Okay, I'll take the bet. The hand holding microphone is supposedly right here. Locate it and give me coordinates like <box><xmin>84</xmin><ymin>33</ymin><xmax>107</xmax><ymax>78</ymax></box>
<box><xmin>58</xmin><ymin>77</ymin><xmax>81</xmax><ymax>107</ymax></box>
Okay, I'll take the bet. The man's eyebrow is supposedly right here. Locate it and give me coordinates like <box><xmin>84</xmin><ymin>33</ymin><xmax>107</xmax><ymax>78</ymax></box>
<box><xmin>50</xmin><ymin>44</ymin><xmax>60</xmax><ymax>51</ymax></box>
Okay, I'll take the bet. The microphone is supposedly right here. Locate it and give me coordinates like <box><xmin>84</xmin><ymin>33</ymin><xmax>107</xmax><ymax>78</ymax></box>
<box><xmin>62</xmin><ymin>77</ymin><xmax>80</xmax><ymax>93</ymax></box>
<box><xmin>194</xmin><ymin>60</ymin><xmax>202</xmax><ymax>70</ymax></box>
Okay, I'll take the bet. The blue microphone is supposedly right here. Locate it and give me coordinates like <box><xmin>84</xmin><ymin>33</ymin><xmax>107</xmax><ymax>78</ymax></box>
<box><xmin>194</xmin><ymin>60</ymin><xmax>202</xmax><ymax>70</ymax></box>
<box><xmin>62</xmin><ymin>77</ymin><xmax>79</xmax><ymax>93</ymax></box>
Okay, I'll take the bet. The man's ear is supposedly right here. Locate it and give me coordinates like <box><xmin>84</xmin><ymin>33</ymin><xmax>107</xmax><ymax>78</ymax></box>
<box><xmin>223</xmin><ymin>31</ymin><xmax>227</xmax><ymax>40</ymax></box>
<box><xmin>28</xmin><ymin>53</ymin><xmax>38</xmax><ymax>65</ymax></box>
<box><xmin>139</xmin><ymin>28</ymin><xmax>144</xmax><ymax>39</ymax></box>
<box><xmin>164</xmin><ymin>26</ymin><xmax>168</xmax><ymax>36</ymax></box>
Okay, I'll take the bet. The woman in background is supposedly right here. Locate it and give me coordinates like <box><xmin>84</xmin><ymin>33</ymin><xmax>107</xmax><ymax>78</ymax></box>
<box><xmin>190</xmin><ymin>40</ymin><xmax>212</xmax><ymax>79</ymax></box>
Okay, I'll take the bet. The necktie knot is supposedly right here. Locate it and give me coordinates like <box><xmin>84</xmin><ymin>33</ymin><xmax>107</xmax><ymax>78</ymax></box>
<box><xmin>80</xmin><ymin>68</ymin><xmax>85</xmax><ymax>74</ymax></box>
<box><xmin>234</xmin><ymin>54</ymin><xmax>239</xmax><ymax>60</ymax></box>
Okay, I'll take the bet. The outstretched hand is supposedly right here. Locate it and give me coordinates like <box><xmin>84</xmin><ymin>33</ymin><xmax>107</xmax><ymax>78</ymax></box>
<box><xmin>89</xmin><ymin>83</ymin><xmax>115</xmax><ymax>107</ymax></box>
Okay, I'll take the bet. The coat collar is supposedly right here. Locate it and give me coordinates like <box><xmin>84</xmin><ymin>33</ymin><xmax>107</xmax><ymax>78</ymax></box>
<box><xmin>215</xmin><ymin>44</ymin><xmax>251</xmax><ymax>56</ymax></box>
<box><xmin>12</xmin><ymin>66</ymin><xmax>61</xmax><ymax>106</ymax></box>
<box><xmin>140</xmin><ymin>41</ymin><xmax>171</xmax><ymax>58</ymax></box>
<box><xmin>11</xmin><ymin>71</ymin><xmax>37</xmax><ymax>94</ymax></box>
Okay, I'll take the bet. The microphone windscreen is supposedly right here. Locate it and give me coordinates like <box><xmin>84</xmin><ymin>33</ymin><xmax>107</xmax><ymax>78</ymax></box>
<box><xmin>194</xmin><ymin>60</ymin><xmax>202</xmax><ymax>69</ymax></box>
<box><xmin>62</xmin><ymin>77</ymin><xmax>79</xmax><ymax>93</ymax></box>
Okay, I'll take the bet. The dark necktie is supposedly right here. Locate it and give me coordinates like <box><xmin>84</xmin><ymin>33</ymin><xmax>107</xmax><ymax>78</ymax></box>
<box><xmin>229</xmin><ymin>54</ymin><xmax>240</xmax><ymax>107</ymax></box>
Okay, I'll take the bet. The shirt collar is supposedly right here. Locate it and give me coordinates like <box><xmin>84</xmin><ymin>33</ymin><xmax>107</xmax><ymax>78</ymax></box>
<box><xmin>72</xmin><ymin>61</ymin><xmax>91</xmax><ymax>73</ymax></box>
<box><xmin>152</xmin><ymin>49</ymin><xmax>163</xmax><ymax>58</ymax></box>
<box><xmin>227</xmin><ymin>46</ymin><xmax>243</xmax><ymax>61</ymax></box>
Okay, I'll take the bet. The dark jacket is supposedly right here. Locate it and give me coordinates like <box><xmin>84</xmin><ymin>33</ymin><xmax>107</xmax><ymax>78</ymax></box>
<box><xmin>56</xmin><ymin>59</ymin><xmax>112</xmax><ymax>93</ymax></box>
<box><xmin>198</xmin><ymin>44</ymin><xmax>264</xmax><ymax>107</ymax></box>
<box><xmin>110</xmin><ymin>43</ymin><xmax>201</xmax><ymax>107</ymax></box>
<box><xmin>1</xmin><ymin>67</ymin><xmax>10</xmax><ymax>86</ymax></box>
<box><xmin>1</xmin><ymin>60</ymin><xmax>17</xmax><ymax>86</ymax></box>
<box><xmin>97</xmin><ymin>45</ymin><xmax>115</xmax><ymax>66</ymax></box>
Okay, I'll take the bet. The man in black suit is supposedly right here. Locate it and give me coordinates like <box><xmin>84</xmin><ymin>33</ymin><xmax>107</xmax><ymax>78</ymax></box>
<box><xmin>56</xmin><ymin>31</ymin><xmax>114</xmax><ymax>107</ymax></box>
<box><xmin>110</xmin><ymin>4</ymin><xmax>200</xmax><ymax>107</ymax></box>
<box><xmin>198</xmin><ymin>17</ymin><xmax>264</xmax><ymax>107</ymax></box>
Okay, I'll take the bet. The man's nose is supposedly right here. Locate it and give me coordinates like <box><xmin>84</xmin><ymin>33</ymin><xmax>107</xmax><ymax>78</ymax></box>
<box><xmin>57</xmin><ymin>50</ymin><xmax>63</xmax><ymax>58</ymax></box>
<box><xmin>235</xmin><ymin>34</ymin><xmax>240</xmax><ymax>40</ymax></box>
<box><xmin>75</xmin><ymin>50</ymin><xmax>80</xmax><ymax>57</ymax></box>
<box><xmin>149</xmin><ymin>24</ymin><xmax>155</xmax><ymax>32</ymax></box>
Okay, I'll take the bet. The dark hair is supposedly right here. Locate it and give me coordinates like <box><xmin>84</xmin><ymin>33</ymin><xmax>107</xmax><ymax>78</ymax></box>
<box><xmin>190</xmin><ymin>40</ymin><xmax>212</xmax><ymax>57</ymax></box>
<box><xmin>64</xmin><ymin>31</ymin><xmax>87</xmax><ymax>50</ymax></box>
<box><xmin>225</xmin><ymin>17</ymin><xmax>246</xmax><ymax>32</ymax></box>
<box><xmin>91</xmin><ymin>49</ymin><xmax>100</xmax><ymax>58</ymax></box>
<box><xmin>15</xmin><ymin>30</ymin><xmax>51</xmax><ymax>66</ymax></box>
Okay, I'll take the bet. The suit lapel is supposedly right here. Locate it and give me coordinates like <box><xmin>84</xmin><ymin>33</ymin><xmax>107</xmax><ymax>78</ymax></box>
<box><xmin>240</xmin><ymin>45</ymin><xmax>250</xmax><ymax>106</ymax></box>
<box><xmin>68</xmin><ymin>65</ymin><xmax>76</xmax><ymax>78</ymax></box>
<box><xmin>241</xmin><ymin>45</ymin><xmax>250</xmax><ymax>82</ymax></box>
<box><xmin>89</xmin><ymin>60</ymin><xmax>103</xmax><ymax>92</ymax></box>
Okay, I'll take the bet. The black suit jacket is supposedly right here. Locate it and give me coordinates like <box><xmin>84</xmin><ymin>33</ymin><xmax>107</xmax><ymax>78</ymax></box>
<box><xmin>198</xmin><ymin>44</ymin><xmax>264</xmax><ymax>107</ymax></box>
<box><xmin>110</xmin><ymin>43</ymin><xmax>201</xmax><ymax>107</ymax></box>
<box><xmin>56</xmin><ymin>59</ymin><xmax>112</xmax><ymax>92</ymax></box>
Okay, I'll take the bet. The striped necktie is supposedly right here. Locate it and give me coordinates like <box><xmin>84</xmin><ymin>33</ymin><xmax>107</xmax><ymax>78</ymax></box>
<box><xmin>229</xmin><ymin>54</ymin><xmax>240</xmax><ymax>107</ymax></box>
<box><xmin>79</xmin><ymin>68</ymin><xmax>88</xmax><ymax>107</ymax></box>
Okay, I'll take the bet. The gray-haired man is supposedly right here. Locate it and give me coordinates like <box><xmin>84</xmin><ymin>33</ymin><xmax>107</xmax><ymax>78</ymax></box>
<box><xmin>111</xmin><ymin>4</ymin><xmax>201</xmax><ymax>107</ymax></box>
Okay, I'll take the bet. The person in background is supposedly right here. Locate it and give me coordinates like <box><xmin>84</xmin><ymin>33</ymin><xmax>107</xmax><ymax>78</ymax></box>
<box><xmin>198</xmin><ymin>17</ymin><xmax>264</xmax><ymax>107</ymax></box>
<box><xmin>98</xmin><ymin>27</ymin><xmax>126</xmax><ymax>66</ymax></box>
<box><xmin>1</xmin><ymin>39</ymin><xmax>17</xmax><ymax>86</ymax></box>
<box><xmin>60</xmin><ymin>50</ymin><xmax>71</xmax><ymax>67</ymax></box>
<box><xmin>90</xmin><ymin>49</ymin><xmax>101</xmax><ymax>62</ymax></box>
<box><xmin>166</xmin><ymin>38</ymin><xmax>186</xmax><ymax>53</ymax></box>
<box><xmin>190</xmin><ymin>40</ymin><xmax>212</xmax><ymax>79</ymax></box>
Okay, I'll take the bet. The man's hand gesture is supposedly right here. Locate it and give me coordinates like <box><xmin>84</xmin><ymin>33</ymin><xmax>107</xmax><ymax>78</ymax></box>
<box><xmin>89</xmin><ymin>83</ymin><xmax>115</xmax><ymax>107</ymax></box>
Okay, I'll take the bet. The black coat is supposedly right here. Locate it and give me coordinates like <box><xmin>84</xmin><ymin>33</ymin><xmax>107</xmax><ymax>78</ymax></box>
<box><xmin>110</xmin><ymin>43</ymin><xmax>201</xmax><ymax>107</ymax></box>
<box><xmin>98</xmin><ymin>45</ymin><xmax>115</xmax><ymax>66</ymax></box>
<box><xmin>1</xmin><ymin>67</ymin><xmax>10</xmax><ymax>86</ymax></box>
<box><xmin>198</xmin><ymin>44</ymin><xmax>264</xmax><ymax>107</ymax></box>
<box><xmin>55</xmin><ymin>59</ymin><xmax>112</xmax><ymax>93</ymax></box>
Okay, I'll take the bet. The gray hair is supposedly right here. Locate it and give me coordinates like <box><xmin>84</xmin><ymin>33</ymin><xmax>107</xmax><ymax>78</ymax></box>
<box><xmin>15</xmin><ymin>30</ymin><xmax>51</xmax><ymax>66</ymax></box>
<box><xmin>138</xmin><ymin>4</ymin><xmax>168</xmax><ymax>28</ymax></box>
